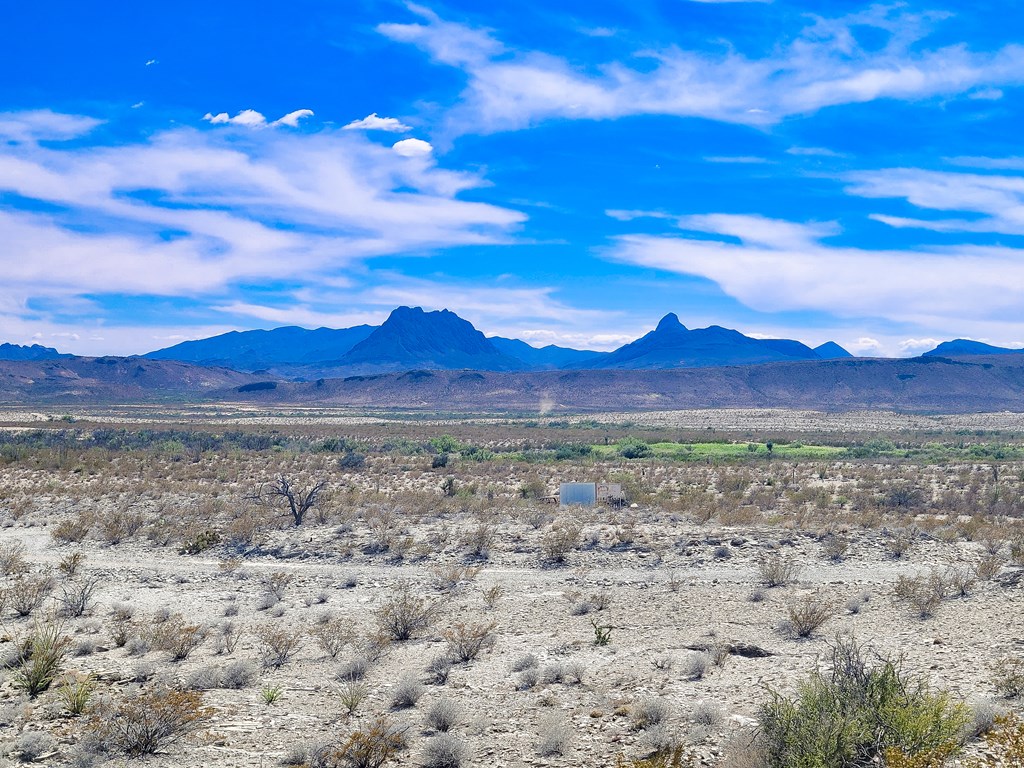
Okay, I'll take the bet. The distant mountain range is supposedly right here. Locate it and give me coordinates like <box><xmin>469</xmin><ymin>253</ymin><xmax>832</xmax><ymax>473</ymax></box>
<box><xmin>142</xmin><ymin>306</ymin><xmax>853</xmax><ymax>377</ymax></box>
<box><xmin>3</xmin><ymin>354</ymin><xmax>1022</xmax><ymax>413</ymax></box>
<box><xmin>924</xmin><ymin>339</ymin><xmax>1024</xmax><ymax>357</ymax></box>
<box><xmin>0</xmin><ymin>343</ymin><xmax>70</xmax><ymax>362</ymax></box>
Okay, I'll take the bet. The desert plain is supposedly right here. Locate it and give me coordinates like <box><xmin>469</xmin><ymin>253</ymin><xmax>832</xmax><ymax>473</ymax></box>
<box><xmin>0</xmin><ymin>405</ymin><xmax>1021</xmax><ymax>767</ymax></box>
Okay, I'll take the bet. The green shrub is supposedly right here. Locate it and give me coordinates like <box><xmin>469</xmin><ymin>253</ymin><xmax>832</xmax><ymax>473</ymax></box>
<box><xmin>757</xmin><ymin>636</ymin><xmax>969</xmax><ymax>768</ymax></box>
<box><xmin>619</xmin><ymin>438</ymin><xmax>652</xmax><ymax>459</ymax></box>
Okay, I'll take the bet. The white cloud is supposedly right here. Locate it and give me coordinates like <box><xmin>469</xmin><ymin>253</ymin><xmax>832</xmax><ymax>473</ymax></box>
<box><xmin>272</xmin><ymin>109</ymin><xmax>315</xmax><ymax>127</ymax></box>
<box><xmin>343</xmin><ymin>113</ymin><xmax>412</xmax><ymax>132</ymax></box>
<box><xmin>899</xmin><ymin>338</ymin><xmax>941</xmax><ymax>353</ymax></box>
<box><xmin>786</xmin><ymin>146</ymin><xmax>842</xmax><ymax>157</ymax></box>
<box><xmin>392</xmin><ymin>138</ymin><xmax>433</xmax><ymax>157</ymax></box>
<box><xmin>703</xmin><ymin>155</ymin><xmax>771</xmax><ymax>164</ymax></box>
<box><xmin>0</xmin><ymin>111</ymin><xmax>525</xmax><ymax>353</ymax></box>
<box><xmin>203</xmin><ymin>108</ymin><xmax>314</xmax><ymax>129</ymax></box>
<box><xmin>145</xmin><ymin>59</ymin><xmax>158</xmax><ymax>66</ymax></box>
<box><xmin>378</xmin><ymin>5</ymin><xmax>1024</xmax><ymax>135</ymax></box>
<box><xmin>845</xmin><ymin>167</ymin><xmax>1024</xmax><ymax>234</ymax></box>
<box><xmin>0</xmin><ymin>110</ymin><xmax>102</xmax><ymax>142</ymax></box>
<box><xmin>607</xmin><ymin>213</ymin><xmax>1024</xmax><ymax>335</ymax></box>
<box><xmin>946</xmin><ymin>156</ymin><xmax>1024</xmax><ymax>170</ymax></box>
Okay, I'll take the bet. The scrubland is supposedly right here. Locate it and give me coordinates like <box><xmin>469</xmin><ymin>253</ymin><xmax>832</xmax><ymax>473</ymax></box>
<box><xmin>0</xmin><ymin>407</ymin><xmax>1022</xmax><ymax>767</ymax></box>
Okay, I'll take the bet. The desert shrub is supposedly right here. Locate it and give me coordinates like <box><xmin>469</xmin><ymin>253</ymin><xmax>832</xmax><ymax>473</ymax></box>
<box><xmin>334</xmin><ymin>715</ymin><xmax>408</xmax><ymax>768</ymax></box>
<box><xmin>512</xmin><ymin>653</ymin><xmax>539</xmax><ymax>672</ymax></box>
<box><xmin>537</xmin><ymin>713</ymin><xmax>571</xmax><ymax>756</ymax></box>
<box><xmin>311</xmin><ymin>617</ymin><xmax>354</xmax><ymax>659</ymax></box>
<box><xmin>57</xmin><ymin>576</ymin><xmax>101</xmax><ymax>618</ymax></box>
<box><xmin>0</xmin><ymin>540</ymin><xmax>28</xmax><ymax>575</ymax></box>
<box><xmin>425</xmin><ymin>697</ymin><xmax>460</xmax><ymax>732</ymax></box>
<box><xmin>991</xmin><ymin>656</ymin><xmax>1024</xmax><ymax>699</ymax></box>
<box><xmin>684</xmin><ymin>652</ymin><xmax>712</xmax><ymax>681</ymax></box>
<box><xmin>422</xmin><ymin>733</ymin><xmax>467</xmax><ymax>768</ymax></box>
<box><xmin>783</xmin><ymin>595</ymin><xmax>833</xmax><ymax>639</ymax></box>
<box><xmin>375</xmin><ymin>584</ymin><xmax>435</xmax><ymax>641</ymax></box>
<box><xmin>255</xmin><ymin>624</ymin><xmax>305</xmax><ymax>668</ymax></box>
<box><xmin>8</xmin><ymin>731</ymin><xmax>57</xmax><ymax>762</ymax></box>
<box><xmin>966</xmin><ymin>713</ymin><xmax>1024</xmax><ymax>767</ymax></box>
<box><xmin>893</xmin><ymin>571</ymin><xmax>946</xmax><ymax>619</ymax></box>
<box><xmin>125</xmin><ymin>636</ymin><xmax>151</xmax><ymax>657</ymax></box>
<box><xmin>51</xmin><ymin>516</ymin><xmax>91</xmax><ymax>544</ymax></box>
<box><xmin>943</xmin><ymin>566</ymin><xmax>976</xmax><ymax>597</ymax></box>
<box><xmin>885</xmin><ymin>528</ymin><xmax>917</xmax><ymax>559</ymax></box>
<box><xmin>86</xmin><ymin>686</ymin><xmax>212</xmax><ymax>757</ymax></box>
<box><xmin>151</xmin><ymin>615</ymin><xmax>207</xmax><ymax>660</ymax></box>
<box><xmin>758</xmin><ymin>553</ymin><xmax>801</xmax><ymax>587</ymax></box>
<box><xmin>338</xmin><ymin>656</ymin><xmax>371</xmax><ymax>682</ymax></box>
<box><xmin>178</xmin><ymin>529</ymin><xmax>221</xmax><ymax>554</ymax></box>
<box><xmin>619</xmin><ymin>438</ymin><xmax>652</xmax><ymax>459</ymax></box>
<box><xmin>425</xmin><ymin>654</ymin><xmax>454</xmax><ymax>685</ymax></box>
<box><xmin>690</xmin><ymin>701</ymin><xmax>724</xmax><ymax>728</ymax></box>
<box><xmin>616</xmin><ymin>745</ymin><xmax>698</xmax><ymax>768</ymax></box>
<box><xmin>481</xmin><ymin>583</ymin><xmax>505</xmax><ymax>609</ymax></box>
<box><xmin>5</xmin><ymin>574</ymin><xmax>55</xmax><ymax>617</ymax></box>
<box><xmin>221</xmin><ymin>660</ymin><xmax>259</xmax><ymax>689</ymax></box>
<box><xmin>98</xmin><ymin>508</ymin><xmax>145</xmax><ymax>544</ymax></box>
<box><xmin>540</xmin><ymin>522</ymin><xmax>582</xmax><ymax>566</ymax></box>
<box><xmin>390</xmin><ymin>675</ymin><xmax>424</xmax><ymax>709</ymax></box>
<box><xmin>757</xmin><ymin>636</ymin><xmax>970</xmax><ymax>768</ymax></box>
<box><xmin>340</xmin><ymin>682</ymin><xmax>369</xmax><ymax>716</ymax></box>
<box><xmin>263</xmin><ymin>570</ymin><xmax>293</xmax><ymax>600</ymax></box>
<box><xmin>57</xmin><ymin>551</ymin><xmax>86</xmax><ymax>578</ymax></box>
<box><xmin>975</xmin><ymin>555</ymin><xmax>1003</xmax><ymax>581</ymax></box>
<box><xmin>633</xmin><ymin>698</ymin><xmax>673</xmax><ymax>730</ymax></box>
<box><xmin>442</xmin><ymin>621</ymin><xmax>497</xmax><ymax>662</ymax></box>
<box><xmin>255</xmin><ymin>591</ymin><xmax>279</xmax><ymax>611</ymax></box>
<box><xmin>12</xmin><ymin>618</ymin><xmax>70</xmax><ymax>697</ymax></box>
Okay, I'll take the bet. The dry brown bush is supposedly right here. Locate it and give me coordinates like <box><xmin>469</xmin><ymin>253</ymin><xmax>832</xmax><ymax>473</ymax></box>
<box><xmin>375</xmin><ymin>583</ymin><xmax>436</xmax><ymax>641</ymax></box>
<box><xmin>86</xmin><ymin>686</ymin><xmax>213</xmax><ymax>756</ymax></box>
<box><xmin>442</xmin><ymin>621</ymin><xmax>497</xmax><ymax>662</ymax></box>
<box><xmin>255</xmin><ymin>624</ymin><xmax>305</xmax><ymax>668</ymax></box>
<box><xmin>151</xmin><ymin>615</ymin><xmax>207</xmax><ymax>661</ymax></box>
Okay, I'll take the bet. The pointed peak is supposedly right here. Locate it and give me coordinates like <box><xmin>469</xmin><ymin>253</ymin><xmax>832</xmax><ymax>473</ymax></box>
<box><xmin>655</xmin><ymin>313</ymin><xmax>687</xmax><ymax>333</ymax></box>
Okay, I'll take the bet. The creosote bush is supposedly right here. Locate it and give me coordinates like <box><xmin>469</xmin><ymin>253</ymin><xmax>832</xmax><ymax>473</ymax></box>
<box><xmin>375</xmin><ymin>583</ymin><xmax>435</xmax><ymax>641</ymax></box>
<box><xmin>333</xmin><ymin>715</ymin><xmax>408</xmax><ymax>768</ymax></box>
<box><xmin>86</xmin><ymin>686</ymin><xmax>213</xmax><ymax>757</ymax></box>
<box><xmin>441</xmin><ymin>621</ymin><xmax>497</xmax><ymax>662</ymax></box>
<box><xmin>758</xmin><ymin>635</ymin><xmax>970</xmax><ymax>768</ymax></box>
<box><xmin>759</xmin><ymin>553</ymin><xmax>801</xmax><ymax>587</ymax></box>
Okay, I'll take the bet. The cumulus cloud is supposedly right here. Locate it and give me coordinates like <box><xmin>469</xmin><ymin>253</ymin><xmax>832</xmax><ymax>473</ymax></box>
<box><xmin>378</xmin><ymin>5</ymin><xmax>1024</xmax><ymax>135</ymax></box>
<box><xmin>0</xmin><ymin>110</ymin><xmax>525</xmax><ymax>353</ymax></box>
<box><xmin>203</xmin><ymin>108</ymin><xmax>315</xmax><ymax>129</ymax></box>
<box><xmin>344</xmin><ymin>113</ymin><xmax>412</xmax><ymax>132</ymax></box>
<box><xmin>392</xmin><ymin>138</ymin><xmax>433</xmax><ymax>157</ymax></box>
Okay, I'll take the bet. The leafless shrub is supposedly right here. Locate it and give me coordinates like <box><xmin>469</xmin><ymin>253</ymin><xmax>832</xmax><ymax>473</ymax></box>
<box><xmin>8</xmin><ymin>731</ymin><xmax>57</xmax><ymax>762</ymax></box>
<box><xmin>540</xmin><ymin>522</ymin><xmax>582</xmax><ymax>566</ymax></box>
<box><xmin>98</xmin><ymin>508</ymin><xmax>145</xmax><ymax>545</ymax></box>
<box><xmin>783</xmin><ymin>595</ymin><xmax>832</xmax><ymax>638</ymax></box>
<box><xmin>5</xmin><ymin>574</ymin><xmax>55</xmax><ymax>617</ymax></box>
<box><xmin>51</xmin><ymin>516</ymin><xmax>91</xmax><ymax>545</ymax></box>
<box><xmin>311</xmin><ymin>616</ymin><xmax>354</xmax><ymax>659</ymax></box>
<box><xmin>57</xmin><ymin>576</ymin><xmax>101</xmax><ymax>618</ymax></box>
<box><xmin>375</xmin><ymin>583</ymin><xmax>435</xmax><ymax>641</ymax></box>
<box><xmin>0</xmin><ymin>540</ymin><xmax>28</xmax><ymax>575</ymax></box>
<box><xmin>992</xmin><ymin>656</ymin><xmax>1024</xmax><ymax>699</ymax></box>
<box><xmin>976</xmin><ymin>554</ymin><xmax>1004</xmax><ymax>581</ymax></box>
<box><xmin>481</xmin><ymin>583</ymin><xmax>505</xmax><ymax>609</ymax></box>
<box><xmin>85</xmin><ymin>686</ymin><xmax>212</xmax><ymax>756</ymax></box>
<box><xmin>430</xmin><ymin>565</ymin><xmax>481</xmax><ymax>592</ymax></box>
<box><xmin>893</xmin><ymin>571</ymin><xmax>945</xmax><ymax>619</ymax></box>
<box><xmin>425</xmin><ymin>653</ymin><xmax>454</xmax><ymax>685</ymax></box>
<box><xmin>884</xmin><ymin>527</ymin><xmax>916</xmax><ymax>559</ymax></box>
<box><xmin>255</xmin><ymin>624</ymin><xmax>304</xmax><ymax>668</ymax></box>
<box><xmin>758</xmin><ymin>553</ymin><xmax>802</xmax><ymax>587</ymax></box>
<box><xmin>334</xmin><ymin>715</ymin><xmax>408</xmax><ymax>768</ymax></box>
<box><xmin>512</xmin><ymin>653</ymin><xmax>539</xmax><ymax>673</ymax></box>
<box><xmin>944</xmin><ymin>566</ymin><xmax>977</xmax><ymax>597</ymax></box>
<box><xmin>690</xmin><ymin>701</ymin><xmax>724</xmax><ymax>727</ymax></box>
<box><xmin>442</xmin><ymin>621</ymin><xmax>497</xmax><ymax>662</ymax></box>
<box><xmin>262</xmin><ymin>475</ymin><xmax>327</xmax><ymax>526</ymax></box>
<box><xmin>57</xmin><ymin>551</ymin><xmax>86</xmax><ymax>579</ymax></box>
<box><xmin>262</xmin><ymin>570</ymin><xmax>293</xmax><ymax>600</ymax></box>
<box><xmin>151</xmin><ymin>615</ymin><xmax>207</xmax><ymax>661</ymax></box>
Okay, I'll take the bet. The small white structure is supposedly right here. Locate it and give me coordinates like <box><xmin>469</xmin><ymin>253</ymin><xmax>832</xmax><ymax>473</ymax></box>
<box><xmin>559</xmin><ymin>482</ymin><xmax>624</xmax><ymax>507</ymax></box>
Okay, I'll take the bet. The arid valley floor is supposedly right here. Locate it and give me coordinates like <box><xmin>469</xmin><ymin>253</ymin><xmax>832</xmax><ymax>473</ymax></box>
<box><xmin>0</xmin><ymin>406</ymin><xmax>1022</xmax><ymax>767</ymax></box>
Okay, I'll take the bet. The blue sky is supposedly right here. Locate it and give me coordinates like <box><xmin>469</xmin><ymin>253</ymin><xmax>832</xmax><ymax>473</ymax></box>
<box><xmin>2</xmin><ymin>0</ymin><xmax>1024</xmax><ymax>356</ymax></box>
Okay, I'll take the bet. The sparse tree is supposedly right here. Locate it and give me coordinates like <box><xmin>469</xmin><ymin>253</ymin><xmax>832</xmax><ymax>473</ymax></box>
<box><xmin>262</xmin><ymin>476</ymin><xmax>327</xmax><ymax>526</ymax></box>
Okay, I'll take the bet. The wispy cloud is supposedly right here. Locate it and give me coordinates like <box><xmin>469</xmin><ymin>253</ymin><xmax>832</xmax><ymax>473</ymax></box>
<box><xmin>608</xmin><ymin>213</ymin><xmax>1024</xmax><ymax>334</ymax></box>
<box><xmin>845</xmin><ymin>167</ymin><xmax>1024</xmax><ymax>234</ymax></box>
<box><xmin>0</xmin><ymin>110</ymin><xmax>524</xmax><ymax>353</ymax></box>
<box><xmin>378</xmin><ymin>4</ymin><xmax>1024</xmax><ymax>135</ymax></box>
